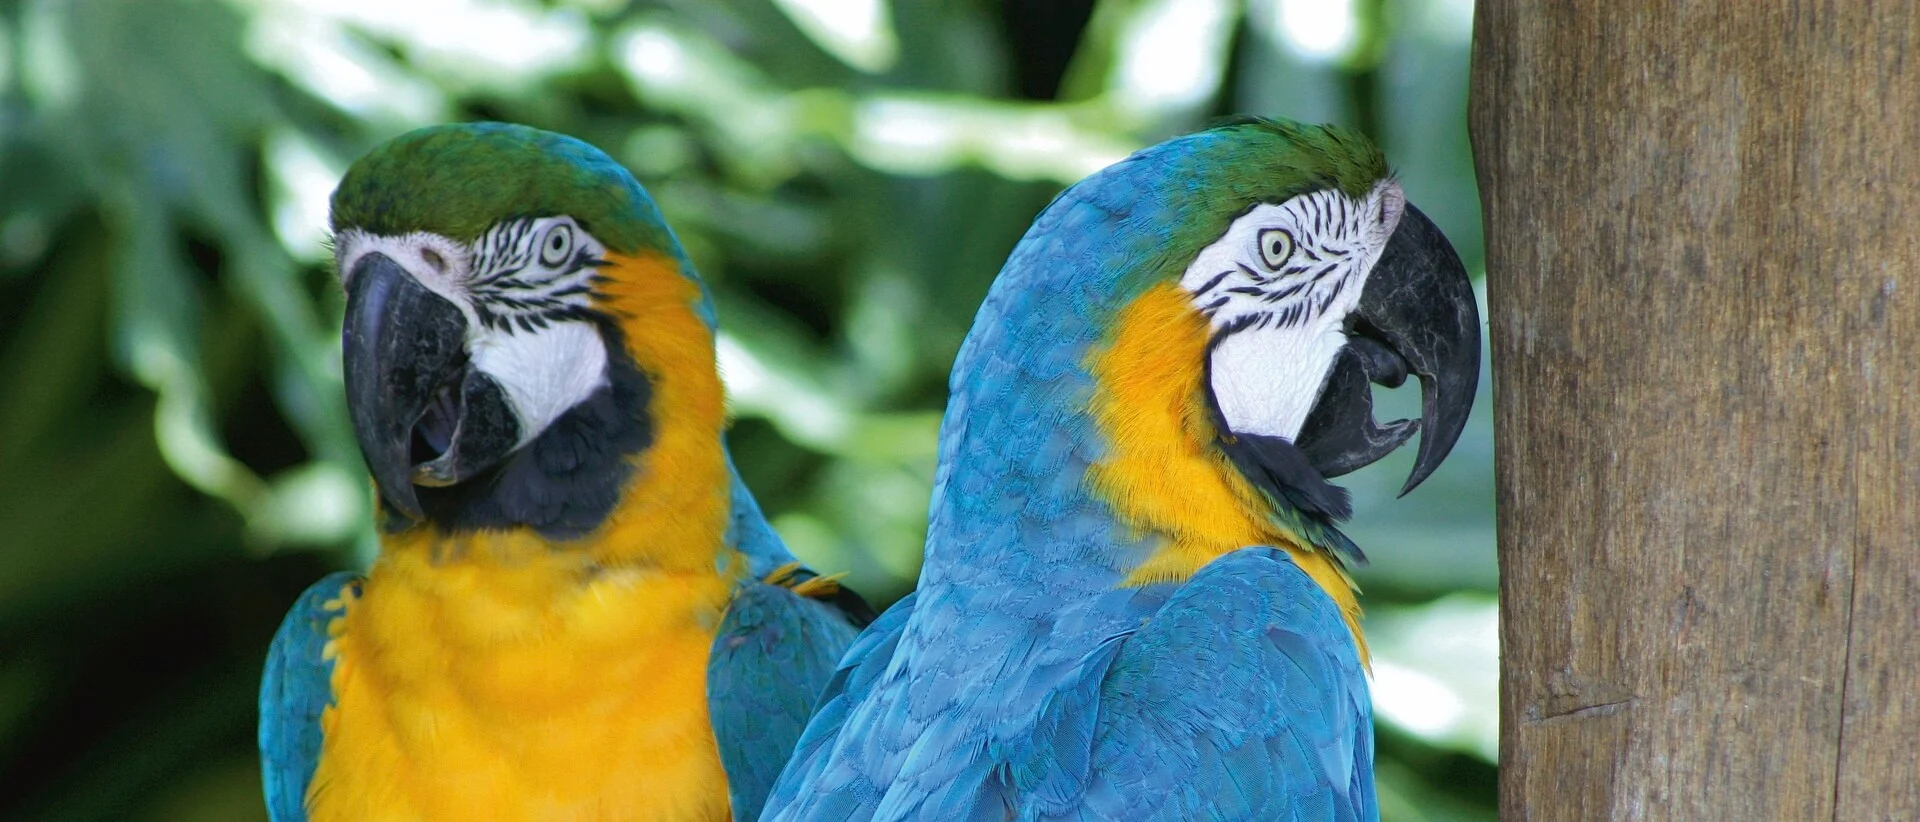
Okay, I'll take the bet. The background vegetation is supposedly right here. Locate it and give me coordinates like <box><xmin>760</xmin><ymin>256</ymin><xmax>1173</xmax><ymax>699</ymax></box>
<box><xmin>0</xmin><ymin>0</ymin><xmax>1494</xmax><ymax>818</ymax></box>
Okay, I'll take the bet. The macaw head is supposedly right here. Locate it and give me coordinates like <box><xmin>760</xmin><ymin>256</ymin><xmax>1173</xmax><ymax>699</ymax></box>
<box><xmin>1052</xmin><ymin>117</ymin><xmax>1479</xmax><ymax>564</ymax></box>
<box><xmin>329</xmin><ymin>122</ymin><xmax>725</xmax><ymax>543</ymax></box>
<box><xmin>1173</xmin><ymin>119</ymin><xmax>1476</xmax><ymax>509</ymax></box>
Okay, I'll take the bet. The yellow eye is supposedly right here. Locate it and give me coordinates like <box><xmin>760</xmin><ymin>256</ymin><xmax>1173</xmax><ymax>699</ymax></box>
<box><xmin>1258</xmin><ymin>228</ymin><xmax>1293</xmax><ymax>271</ymax></box>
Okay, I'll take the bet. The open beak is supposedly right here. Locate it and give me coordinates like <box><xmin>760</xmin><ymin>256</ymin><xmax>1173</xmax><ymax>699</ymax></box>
<box><xmin>1294</xmin><ymin>203</ymin><xmax>1481</xmax><ymax>496</ymax></box>
<box><xmin>342</xmin><ymin>253</ymin><xmax>519</xmax><ymax>521</ymax></box>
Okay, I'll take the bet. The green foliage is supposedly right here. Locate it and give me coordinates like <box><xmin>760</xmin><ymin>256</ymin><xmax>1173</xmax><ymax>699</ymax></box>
<box><xmin>0</xmin><ymin>0</ymin><xmax>1494</xmax><ymax>818</ymax></box>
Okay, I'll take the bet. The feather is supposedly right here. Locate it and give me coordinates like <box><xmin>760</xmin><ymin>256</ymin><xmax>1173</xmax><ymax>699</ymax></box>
<box><xmin>259</xmin><ymin>572</ymin><xmax>359</xmax><ymax>822</ymax></box>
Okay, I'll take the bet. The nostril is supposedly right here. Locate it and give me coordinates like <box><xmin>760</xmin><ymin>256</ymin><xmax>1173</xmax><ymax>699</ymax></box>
<box><xmin>420</xmin><ymin>247</ymin><xmax>448</xmax><ymax>275</ymax></box>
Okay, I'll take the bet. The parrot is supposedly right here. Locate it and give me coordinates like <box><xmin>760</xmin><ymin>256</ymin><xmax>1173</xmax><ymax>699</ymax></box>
<box><xmin>257</xmin><ymin>122</ymin><xmax>870</xmax><ymax>822</ymax></box>
<box><xmin>759</xmin><ymin>117</ymin><xmax>1481</xmax><ymax>821</ymax></box>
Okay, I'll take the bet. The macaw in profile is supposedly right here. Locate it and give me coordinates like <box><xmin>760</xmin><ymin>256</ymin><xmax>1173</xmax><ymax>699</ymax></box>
<box><xmin>761</xmin><ymin>117</ymin><xmax>1481</xmax><ymax>821</ymax></box>
<box><xmin>258</xmin><ymin>123</ymin><xmax>869</xmax><ymax>822</ymax></box>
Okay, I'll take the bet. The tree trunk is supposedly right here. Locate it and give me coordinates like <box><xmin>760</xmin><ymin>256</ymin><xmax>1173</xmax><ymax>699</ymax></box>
<box><xmin>1471</xmin><ymin>4</ymin><xmax>1920</xmax><ymax>819</ymax></box>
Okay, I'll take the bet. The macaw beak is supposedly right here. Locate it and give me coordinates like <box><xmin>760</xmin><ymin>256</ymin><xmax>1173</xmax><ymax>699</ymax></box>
<box><xmin>342</xmin><ymin>253</ymin><xmax>520</xmax><ymax>522</ymax></box>
<box><xmin>1294</xmin><ymin>203</ymin><xmax>1481</xmax><ymax>496</ymax></box>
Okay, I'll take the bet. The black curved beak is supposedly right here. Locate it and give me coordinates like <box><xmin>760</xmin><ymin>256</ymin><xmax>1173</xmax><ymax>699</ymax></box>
<box><xmin>1295</xmin><ymin>204</ymin><xmax>1481</xmax><ymax>496</ymax></box>
<box><xmin>342</xmin><ymin>253</ymin><xmax>519</xmax><ymax>522</ymax></box>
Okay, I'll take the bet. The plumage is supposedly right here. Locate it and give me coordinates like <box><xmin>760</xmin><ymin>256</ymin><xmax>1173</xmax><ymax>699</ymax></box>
<box><xmin>708</xmin><ymin>468</ymin><xmax>869</xmax><ymax>820</ymax></box>
<box><xmin>762</xmin><ymin>118</ymin><xmax>1478</xmax><ymax>820</ymax></box>
<box><xmin>259</xmin><ymin>123</ymin><xmax>864</xmax><ymax>821</ymax></box>
<box><xmin>260</xmin><ymin>572</ymin><xmax>358</xmax><ymax>821</ymax></box>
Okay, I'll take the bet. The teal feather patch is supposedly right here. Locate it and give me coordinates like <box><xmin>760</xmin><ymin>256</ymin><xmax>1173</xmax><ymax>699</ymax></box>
<box><xmin>708</xmin><ymin>580</ymin><xmax>863</xmax><ymax>821</ymax></box>
<box><xmin>259</xmin><ymin>572</ymin><xmax>358</xmax><ymax>822</ymax></box>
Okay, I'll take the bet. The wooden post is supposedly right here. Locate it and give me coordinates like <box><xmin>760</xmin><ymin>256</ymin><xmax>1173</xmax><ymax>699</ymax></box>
<box><xmin>1471</xmin><ymin>4</ymin><xmax>1920</xmax><ymax>818</ymax></box>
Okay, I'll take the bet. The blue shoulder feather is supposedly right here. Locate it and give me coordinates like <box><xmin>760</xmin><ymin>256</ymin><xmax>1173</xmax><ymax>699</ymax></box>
<box><xmin>759</xmin><ymin>551</ymin><xmax>1373</xmax><ymax>822</ymax></box>
<box><xmin>258</xmin><ymin>572</ymin><xmax>358</xmax><ymax>822</ymax></box>
<box><xmin>759</xmin><ymin>592</ymin><xmax>918</xmax><ymax>820</ymax></box>
<box><xmin>708</xmin><ymin>579</ymin><xmax>864</xmax><ymax>821</ymax></box>
<box><xmin>1078</xmin><ymin>548</ymin><xmax>1374</xmax><ymax>822</ymax></box>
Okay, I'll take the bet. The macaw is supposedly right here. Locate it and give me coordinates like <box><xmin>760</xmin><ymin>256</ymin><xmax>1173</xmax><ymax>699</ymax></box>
<box><xmin>760</xmin><ymin>117</ymin><xmax>1480</xmax><ymax>821</ymax></box>
<box><xmin>258</xmin><ymin>123</ymin><xmax>869</xmax><ymax>822</ymax></box>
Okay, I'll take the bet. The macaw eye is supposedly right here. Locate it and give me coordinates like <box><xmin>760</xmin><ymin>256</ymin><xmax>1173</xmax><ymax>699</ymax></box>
<box><xmin>1257</xmin><ymin>228</ymin><xmax>1294</xmax><ymax>271</ymax></box>
<box><xmin>539</xmin><ymin>223</ymin><xmax>574</xmax><ymax>267</ymax></box>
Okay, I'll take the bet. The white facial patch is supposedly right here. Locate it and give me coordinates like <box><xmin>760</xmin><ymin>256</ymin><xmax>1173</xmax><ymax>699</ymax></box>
<box><xmin>469</xmin><ymin>320</ymin><xmax>609</xmax><ymax>447</ymax></box>
<box><xmin>1179</xmin><ymin>180</ymin><xmax>1404</xmax><ymax>440</ymax></box>
<box><xmin>334</xmin><ymin>216</ymin><xmax>613</xmax><ymax>448</ymax></box>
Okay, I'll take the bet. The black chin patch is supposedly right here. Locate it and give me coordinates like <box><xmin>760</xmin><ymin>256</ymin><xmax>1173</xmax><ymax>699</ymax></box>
<box><xmin>1216</xmin><ymin>431</ymin><xmax>1353</xmax><ymax>523</ymax></box>
<box><xmin>411</xmin><ymin>370</ymin><xmax>523</xmax><ymax>486</ymax></box>
<box><xmin>385</xmin><ymin>317</ymin><xmax>654</xmax><ymax>540</ymax></box>
<box><xmin>1202</xmin><ymin>340</ymin><xmax>1352</xmax><ymax>524</ymax></box>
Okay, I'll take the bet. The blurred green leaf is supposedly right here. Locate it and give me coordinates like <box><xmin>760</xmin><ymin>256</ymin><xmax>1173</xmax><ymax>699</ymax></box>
<box><xmin>1368</xmin><ymin>593</ymin><xmax>1500</xmax><ymax>762</ymax></box>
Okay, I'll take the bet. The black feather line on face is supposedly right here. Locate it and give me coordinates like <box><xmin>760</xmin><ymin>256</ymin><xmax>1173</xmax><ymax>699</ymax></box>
<box><xmin>1261</xmin><ymin>279</ymin><xmax>1311</xmax><ymax>304</ymax></box>
<box><xmin>1317</xmin><ymin>275</ymin><xmax>1347</xmax><ymax>314</ymax></box>
<box><xmin>1193</xmin><ymin>270</ymin><xmax>1234</xmax><ymax>297</ymax></box>
<box><xmin>468</xmin><ymin>222</ymin><xmax>605</xmax><ymax>334</ymax></box>
<box><xmin>471</xmin><ymin>221</ymin><xmax>533</xmax><ymax>287</ymax></box>
<box><xmin>1218</xmin><ymin>312</ymin><xmax>1268</xmax><ymax>337</ymax></box>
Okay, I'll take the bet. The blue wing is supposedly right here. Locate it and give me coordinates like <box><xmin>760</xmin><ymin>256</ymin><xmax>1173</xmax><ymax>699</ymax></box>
<box><xmin>258</xmin><ymin>572</ymin><xmax>358</xmax><ymax>822</ymax></box>
<box><xmin>1076</xmin><ymin>547</ymin><xmax>1375</xmax><ymax>822</ymax></box>
<box><xmin>709</xmin><ymin>577</ymin><xmax>869</xmax><ymax>821</ymax></box>
<box><xmin>758</xmin><ymin>591</ymin><xmax>921</xmax><ymax>820</ymax></box>
<box><xmin>759</xmin><ymin>549</ymin><xmax>1372</xmax><ymax>822</ymax></box>
<box><xmin>710</xmin><ymin>462</ymin><xmax>872</xmax><ymax>820</ymax></box>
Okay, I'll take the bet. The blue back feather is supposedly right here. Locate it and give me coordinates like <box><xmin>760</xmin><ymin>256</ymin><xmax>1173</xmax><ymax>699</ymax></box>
<box><xmin>708</xmin><ymin>579</ymin><xmax>864</xmax><ymax>820</ymax></box>
<box><xmin>710</xmin><ymin>467</ymin><xmax>867</xmax><ymax>819</ymax></box>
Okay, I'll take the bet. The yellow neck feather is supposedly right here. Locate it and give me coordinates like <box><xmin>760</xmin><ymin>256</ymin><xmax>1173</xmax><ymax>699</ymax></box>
<box><xmin>1085</xmin><ymin>282</ymin><xmax>1367</xmax><ymax>659</ymax></box>
<box><xmin>312</xmin><ymin>542</ymin><xmax>734</xmax><ymax>821</ymax></box>
<box><xmin>585</xmin><ymin>250</ymin><xmax>732</xmax><ymax>572</ymax></box>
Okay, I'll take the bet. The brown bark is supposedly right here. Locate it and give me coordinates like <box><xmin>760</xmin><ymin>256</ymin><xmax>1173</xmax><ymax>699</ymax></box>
<box><xmin>1471</xmin><ymin>3</ymin><xmax>1920</xmax><ymax>819</ymax></box>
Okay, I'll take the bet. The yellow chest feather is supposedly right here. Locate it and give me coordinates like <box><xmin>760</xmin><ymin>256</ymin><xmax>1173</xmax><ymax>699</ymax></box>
<box><xmin>309</xmin><ymin>543</ymin><xmax>735</xmax><ymax>822</ymax></box>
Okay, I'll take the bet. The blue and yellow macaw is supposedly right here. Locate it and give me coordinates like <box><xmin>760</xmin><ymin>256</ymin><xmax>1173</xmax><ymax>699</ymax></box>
<box><xmin>762</xmin><ymin>118</ymin><xmax>1480</xmax><ymax>820</ymax></box>
<box><xmin>258</xmin><ymin>123</ymin><xmax>869</xmax><ymax>822</ymax></box>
